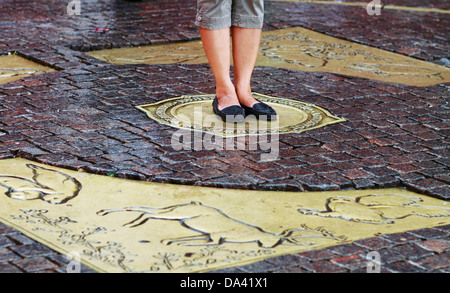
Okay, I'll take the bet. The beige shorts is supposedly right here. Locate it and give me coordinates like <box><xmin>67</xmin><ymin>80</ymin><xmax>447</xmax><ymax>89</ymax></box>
<box><xmin>195</xmin><ymin>0</ymin><xmax>264</xmax><ymax>30</ymax></box>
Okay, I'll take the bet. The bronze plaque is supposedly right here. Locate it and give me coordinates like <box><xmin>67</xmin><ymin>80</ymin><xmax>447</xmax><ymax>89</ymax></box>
<box><xmin>1</xmin><ymin>159</ymin><xmax>449</xmax><ymax>273</ymax></box>
<box><xmin>136</xmin><ymin>93</ymin><xmax>345</xmax><ymax>137</ymax></box>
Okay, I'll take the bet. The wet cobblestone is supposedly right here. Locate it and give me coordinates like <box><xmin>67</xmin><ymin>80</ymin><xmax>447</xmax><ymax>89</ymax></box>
<box><xmin>3</xmin><ymin>64</ymin><xmax>447</xmax><ymax>199</ymax></box>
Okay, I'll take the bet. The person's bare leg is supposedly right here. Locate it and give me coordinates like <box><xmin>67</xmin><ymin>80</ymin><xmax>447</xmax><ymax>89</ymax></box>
<box><xmin>231</xmin><ymin>26</ymin><xmax>262</xmax><ymax>107</ymax></box>
<box><xmin>199</xmin><ymin>27</ymin><xmax>240</xmax><ymax>110</ymax></box>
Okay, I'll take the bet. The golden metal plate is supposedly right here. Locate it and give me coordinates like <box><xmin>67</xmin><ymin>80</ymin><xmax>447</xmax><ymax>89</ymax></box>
<box><xmin>136</xmin><ymin>93</ymin><xmax>345</xmax><ymax>137</ymax></box>
<box><xmin>87</xmin><ymin>27</ymin><xmax>450</xmax><ymax>87</ymax></box>
<box><xmin>1</xmin><ymin>158</ymin><xmax>449</xmax><ymax>273</ymax></box>
<box><xmin>0</xmin><ymin>54</ymin><xmax>55</xmax><ymax>85</ymax></box>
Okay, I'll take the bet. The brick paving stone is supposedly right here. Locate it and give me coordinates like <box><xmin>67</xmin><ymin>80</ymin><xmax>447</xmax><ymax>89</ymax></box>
<box><xmin>404</xmin><ymin>178</ymin><xmax>449</xmax><ymax>198</ymax></box>
<box><xmin>272</xmin><ymin>266</ymin><xmax>311</xmax><ymax>273</ymax></box>
<box><xmin>0</xmin><ymin>262</ymin><xmax>23</xmax><ymax>273</ymax></box>
<box><xmin>0</xmin><ymin>248</ymin><xmax>20</xmax><ymax>263</ymax></box>
<box><xmin>302</xmin><ymin>259</ymin><xmax>348</xmax><ymax>273</ymax></box>
<box><xmin>264</xmin><ymin>254</ymin><xmax>305</xmax><ymax>267</ymax></box>
<box><xmin>319</xmin><ymin>172</ymin><xmax>354</xmax><ymax>189</ymax></box>
<box><xmin>13</xmin><ymin>243</ymin><xmax>57</xmax><ymax>258</ymax></box>
<box><xmin>191</xmin><ymin>167</ymin><xmax>226</xmax><ymax>180</ymax></box>
<box><xmin>409</xmin><ymin>251</ymin><xmax>450</xmax><ymax>271</ymax></box>
<box><xmin>428</xmin><ymin>186</ymin><xmax>450</xmax><ymax>201</ymax></box>
<box><xmin>0</xmin><ymin>236</ymin><xmax>14</xmax><ymax>249</ymax></box>
<box><xmin>382</xmin><ymin>232</ymin><xmax>422</xmax><ymax>245</ymax></box>
<box><xmin>295</xmin><ymin>248</ymin><xmax>338</xmax><ymax>261</ymax></box>
<box><xmin>372</xmin><ymin>248</ymin><xmax>405</xmax><ymax>265</ymax></box>
<box><xmin>204</xmin><ymin>267</ymin><xmax>245</xmax><ymax>274</ymax></box>
<box><xmin>0</xmin><ymin>224</ymin><xmax>17</xmax><ymax>235</ymax></box>
<box><xmin>329</xmin><ymin>254</ymin><xmax>366</xmax><ymax>271</ymax></box>
<box><xmin>296</xmin><ymin>175</ymin><xmax>340</xmax><ymax>191</ymax></box>
<box><xmin>329</xmin><ymin>243</ymin><xmax>366</xmax><ymax>257</ymax></box>
<box><xmin>6</xmin><ymin>233</ymin><xmax>37</xmax><ymax>246</ymax></box>
<box><xmin>262</xmin><ymin>178</ymin><xmax>303</xmax><ymax>192</ymax></box>
<box><xmin>385</xmin><ymin>260</ymin><xmax>429</xmax><ymax>273</ymax></box>
<box><xmin>388</xmin><ymin>243</ymin><xmax>434</xmax><ymax>261</ymax></box>
<box><xmin>350</xmin><ymin>178</ymin><xmax>373</xmax><ymax>189</ymax></box>
<box><xmin>353</xmin><ymin>237</ymin><xmax>396</xmax><ymax>251</ymax></box>
<box><xmin>407</xmin><ymin>227</ymin><xmax>449</xmax><ymax>240</ymax></box>
<box><xmin>12</xmin><ymin>256</ymin><xmax>59</xmax><ymax>273</ymax></box>
<box><xmin>435</xmin><ymin>225</ymin><xmax>450</xmax><ymax>235</ymax></box>
<box><xmin>415</xmin><ymin>239</ymin><xmax>450</xmax><ymax>254</ymax></box>
<box><xmin>341</xmin><ymin>169</ymin><xmax>374</xmax><ymax>180</ymax></box>
<box><xmin>235</xmin><ymin>260</ymin><xmax>280</xmax><ymax>273</ymax></box>
<box><xmin>48</xmin><ymin>254</ymin><xmax>97</xmax><ymax>274</ymax></box>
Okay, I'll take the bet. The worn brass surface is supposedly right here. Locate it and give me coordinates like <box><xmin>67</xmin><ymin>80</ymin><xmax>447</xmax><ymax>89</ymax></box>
<box><xmin>1</xmin><ymin>158</ymin><xmax>449</xmax><ymax>273</ymax></box>
<box><xmin>136</xmin><ymin>93</ymin><xmax>345</xmax><ymax>137</ymax></box>
<box><xmin>87</xmin><ymin>27</ymin><xmax>450</xmax><ymax>87</ymax></box>
<box><xmin>0</xmin><ymin>54</ymin><xmax>55</xmax><ymax>84</ymax></box>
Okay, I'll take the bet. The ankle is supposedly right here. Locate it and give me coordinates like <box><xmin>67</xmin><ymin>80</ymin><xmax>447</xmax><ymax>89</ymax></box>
<box><xmin>216</xmin><ymin>83</ymin><xmax>236</xmax><ymax>99</ymax></box>
<box><xmin>215</xmin><ymin>85</ymin><xmax>240</xmax><ymax>110</ymax></box>
<box><xmin>235</xmin><ymin>86</ymin><xmax>257</xmax><ymax>107</ymax></box>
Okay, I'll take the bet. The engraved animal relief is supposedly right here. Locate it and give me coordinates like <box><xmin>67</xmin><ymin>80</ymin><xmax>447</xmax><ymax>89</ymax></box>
<box><xmin>11</xmin><ymin>209</ymin><xmax>133</xmax><ymax>272</ymax></box>
<box><xmin>260</xmin><ymin>32</ymin><xmax>371</xmax><ymax>68</ymax></box>
<box><xmin>297</xmin><ymin>194</ymin><xmax>450</xmax><ymax>224</ymax></box>
<box><xmin>10</xmin><ymin>208</ymin><xmax>77</xmax><ymax>231</ymax></box>
<box><xmin>95</xmin><ymin>42</ymin><xmax>207</xmax><ymax>65</ymax></box>
<box><xmin>97</xmin><ymin>201</ymin><xmax>346</xmax><ymax>248</ymax></box>
<box><xmin>0</xmin><ymin>164</ymin><xmax>81</xmax><ymax>204</ymax></box>
<box><xmin>149</xmin><ymin>246</ymin><xmax>275</xmax><ymax>272</ymax></box>
<box><xmin>345</xmin><ymin>63</ymin><xmax>444</xmax><ymax>79</ymax></box>
<box><xmin>259</xmin><ymin>30</ymin><xmax>447</xmax><ymax>82</ymax></box>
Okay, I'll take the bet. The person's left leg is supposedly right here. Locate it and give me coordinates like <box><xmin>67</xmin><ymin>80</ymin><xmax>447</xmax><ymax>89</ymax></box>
<box><xmin>230</xmin><ymin>0</ymin><xmax>274</xmax><ymax>115</ymax></box>
<box><xmin>231</xmin><ymin>26</ymin><xmax>262</xmax><ymax>108</ymax></box>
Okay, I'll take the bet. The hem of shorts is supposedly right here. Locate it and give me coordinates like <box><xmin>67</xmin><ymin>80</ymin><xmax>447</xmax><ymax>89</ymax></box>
<box><xmin>195</xmin><ymin>15</ymin><xmax>232</xmax><ymax>30</ymax></box>
<box><xmin>231</xmin><ymin>15</ymin><xmax>264</xmax><ymax>29</ymax></box>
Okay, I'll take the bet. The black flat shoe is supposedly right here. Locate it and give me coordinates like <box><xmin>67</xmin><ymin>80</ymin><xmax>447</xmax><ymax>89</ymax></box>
<box><xmin>212</xmin><ymin>97</ymin><xmax>245</xmax><ymax>123</ymax></box>
<box><xmin>241</xmin><ymin>100</ymin><xmax>277</xmax><ymax>120</ymax></box>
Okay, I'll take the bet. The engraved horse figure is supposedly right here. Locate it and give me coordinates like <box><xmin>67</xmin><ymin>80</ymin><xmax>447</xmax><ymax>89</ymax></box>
<box><xmin>97</xmin><ymin>201</ymin><xmax>344</xmax><ymax>248</ymax></box>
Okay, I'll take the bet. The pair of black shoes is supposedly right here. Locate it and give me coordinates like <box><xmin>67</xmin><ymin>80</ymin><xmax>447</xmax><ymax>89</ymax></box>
<box><xmin>212</xmin><ymin>97</ymin><xmax>277</xmax><ymax>123</ymax></box>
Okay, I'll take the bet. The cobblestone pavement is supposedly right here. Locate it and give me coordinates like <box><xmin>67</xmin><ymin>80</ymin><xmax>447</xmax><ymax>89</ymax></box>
<box><xmin>0</xmin><ymin>0</ymin><xmax>449</xmax><ymax>273</ymax></box>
